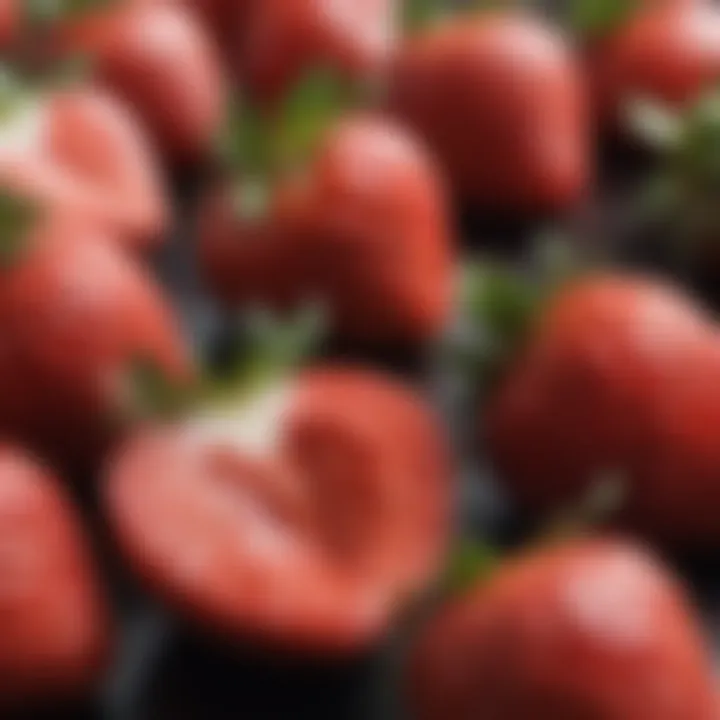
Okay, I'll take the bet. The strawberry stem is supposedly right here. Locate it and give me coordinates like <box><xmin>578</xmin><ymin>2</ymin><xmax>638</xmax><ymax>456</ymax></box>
<box><xmin>25</xmin><ymin>0</ymin><xmax>115</xmax><ymax>26</ymax></box>
<box><xmin>454</xmin><ymin>235</ymin><xmax>583</xmax><ymax>392</ymax></box>
<box><xmin>567</xmin><ymin>0</ymin><xmax>641</xmax><ymax>39</ymax></box>
<box><xmin>632</xmin><ymin>86</ymin><xmax>720</xmax><ymax>259</ymax></box>
<box><xmin>218</xmin><ymin>66</ymin><xmax>360</xmax><ymax>192</ymax></box>
<box><xmin>440</xmin><ymin>539</ymin><xmax>498</xmax><ymax>597</ymax></box>
<box><xmin>0</xmin><ymin>190</ymin><xmax>39</xmax><ymax>268</ymax></box>
<box><xmin>206</xmin><ymin>304</ymin><xmax>329</xmax><ymax>405</ymax></box>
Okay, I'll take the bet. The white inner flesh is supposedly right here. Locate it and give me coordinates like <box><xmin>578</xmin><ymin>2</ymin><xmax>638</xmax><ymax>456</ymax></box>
<box><xmin>0</xmin><ymin>93</ymin><xmax>47</xmax><ymax>156</ymax></box>
<box><xmin>184</xmin><ymin>381</ymin><xmax>296</xmax><ymax>459</ymax></box>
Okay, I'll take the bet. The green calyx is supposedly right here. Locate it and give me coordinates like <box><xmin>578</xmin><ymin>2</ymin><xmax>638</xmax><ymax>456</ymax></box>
<box><xmin>209</xmin><ymin>303</ymin><xmax>328</xmax><ymax>403</ymax></box>
<box><xmin>25</xmin><ymin>0</ymin><xmax>115</xmax><ymax>26</ymax></box>
<box><xmin>0</xmin><ymin>66</ymin><xmax>27</xmax><ymax>125</ymax></box>
<box><xmin>440</xmin><ymin>539</ymin><xmax>498</xmax><ymax>597</ymax></box>
<box><xmin>453</xmin><ymin>234</ymin><xmax>581</xmax><ymax>393</ymax></box>
<box><xmin>403</xmin><ymin>0</ymin><xmax>516</xmax><ymax>33</ymax></box>
<box><xmin>567</xmin><ymin>0</ymin><xmax>641</xmax><ymax>40</ymax></box>
<box><xmin>0</xmin><ymin>190</ymin><xmax>40</xmax><ymax>268</ymax></box>
<box><xmin>631</xmin><ymin>87</ymin><xmax>720</xmax><ymax>256</ymax></box>
<box><xmin>117</xmin><ymin>304</ymin><xmax>328</xmax><ymax>427</ymax></box>
<box><xmin>116</xmin><ymin>356</ymin><xmax>196</xmax><ymax>424</ymax></box>
<box><xmin>216</xmin><ymin>66</ymin><xmax>364</xmax><ymax>220</ymax></box>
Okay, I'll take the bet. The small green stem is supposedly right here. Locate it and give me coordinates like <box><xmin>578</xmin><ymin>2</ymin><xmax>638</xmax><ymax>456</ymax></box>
<box><xmin>0</xmin><ymin>191</ymin><xmax>40</xmax><ymax>268</ymax></box>
<box><xmin>25</xmin><ymin>0</ymin><xmax>115</xmax><ymax>26</ymax></box>
<box><xmin>567</xmin><ymin>0</ymin><xmax>641</xmax><ymax>40</ymax></box>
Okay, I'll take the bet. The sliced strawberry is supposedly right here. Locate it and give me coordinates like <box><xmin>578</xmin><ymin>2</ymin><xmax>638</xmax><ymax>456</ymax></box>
<box><xmin>106</xmin><ymin>367</ymin><xmax>450</xmax><ymax>653</ymax></box>
<box><xmin>0</xmin><ymin>86</ymin><xmax>168</xmax><ymax>250</ymax></box>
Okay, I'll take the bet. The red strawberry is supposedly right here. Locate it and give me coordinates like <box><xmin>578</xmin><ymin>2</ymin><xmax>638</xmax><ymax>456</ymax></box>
<box><xmin>486</xmin><ymin>274</ymin><xmax>720</xmax><ymax>547</ymax></box>
<box><xmin>408</xmin><ymin>538</ymin><xmax>717</xmax><ymax>720</ymax></box>
<box><xmin>200</xmin><ymin>114</ymin><xmax>453</xmax><ymax>346</ymax></box>
<box><xmin>586</xmin><ymin>0</ymin><xmax>720</xmax><ymax>129</ymax></box>
<box><xmin>235</xmin><ymin>0</ymin><xmax>395</xmax><ymax>106</ymax></box>
<box><xmin>0</xmin><ymin>206</ymin><xmax>191</xmax><ymax>472</ymax></box>
<box><xmin>47</xmin><ymin>0</ymin><xmax>227</xmax><ymax>165</ymax></box>
<box><xmin>0</xmin><ymin>0</ymin><xmax>17</xmax><ymax>50</ymax></box>
<box><xmin>0</xmin><ymin>444</ymin><xmax>110</xmax><ymax>709</ymax></box>
<box><xmin>105</xmin><ymin>366</ymin><xmax>450</xmax><ymax>653</ymax></box>
<box><xmin>388</xmin><ymin>10</ymin><xmax>590</xmax><ymax>212</ymax></box>
<box><xmin>180</xmin><ymin>0</ymin><xmax>251</xmax><ymax>67</ymax></box>
<box><xmin>0</xmin><ymin>85</ymin><xmax>168</xmax><ymax>251</ymax></box>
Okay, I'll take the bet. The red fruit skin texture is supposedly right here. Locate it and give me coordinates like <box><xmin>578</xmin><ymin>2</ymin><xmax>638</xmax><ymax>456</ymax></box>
<box><xmin>51</xmin><ymin>0</ymin><xmax>227</xmax><ymax>165</ymax></box>
<box><xmin>0</xmin><ymin>0</ymin><xmax>17</xmax><ymax>49</ymax></box>
<box><xmin>181</xmin><ymin>0</ymin><xmax>251</xmax><ymax>68</ymax></box>
<box><xmin>0</xmin><ymin>445</ymin><xmax>110</xmax><ymax>709</ymax></box>
<box><xmin>200</xmin><ymin>115</ymin><xmax>453</xmax><ymax>346</ymax></box>
<box><xmin>587</xmin><ymin>0</ymin><xmax>720</xmax><ymax>128</ymax></box>
<box><xmin>0</xmin><ymin>87</ymin><xmax>168</xmax><ymax>251</ymax></box>
<box><xmin>0</xmin><ymin>213</ymin><xmax>191</xmax><ymax>473</ymax></box>
<box><xmin>238</xmin><ymin>0</ymin><xmax>396</xmax><ymax>105</ymax></box>
<box><xmin>198</xmin><ymin>178</ymin><xmax>311</xmax><ymax>314</ymax></box>
<box><xmin>486</xmin><ymin>274</ymin><xmax>720</xmax><ymax>547</ymax></box>
<box><xmin>407</xmin><ymin>539</ymin><xmax>717</xmax><ymax>720</ymax></box>
<box><xmin>105</xmin><ymin>366</ymin><xmax>450</xmax><ymax>653</ymax></box>
<box><xmin>388</xmin><ymin>12</ymin><xmax>591</xmax><ymax>213</ymax></box>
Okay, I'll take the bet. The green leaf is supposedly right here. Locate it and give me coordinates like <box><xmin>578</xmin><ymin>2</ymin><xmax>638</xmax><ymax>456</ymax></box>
<box><xmin>568</xmin><ymin>0</ymin><xmax>641</xmax><ymax>38</ymax></box>
<box><xmin>0</xmin><ymin>191</ymin><xmax>39</xmax><ymax>268</ymax></box>
<box><xmin>463</xmin><ymin>261</ymin><xmax>538</xmax><ymax>352</ymax></box>
<box><xmin>242</xmin><ymin>302</ymin><xmax>328</xmax><ymax>379</ymax></box>
<box><xmin>675</xmin><ymin>87</ymin><xmax>720</xmax><ymax>189</ymax></box>
<box><xmin>216</xmin><ymin>97</ymin><xmax>273</xmax><ymax>179</ymax></box>
<box><xmin>25</xmin><ymin>0</ymin><xmax>115</xmax><ymax>25</ymax></box>
<box><xmin>272</xmin><ymin>66</ymin><xmax>357</xmax><ymax>173</ymax></box>
<box><xmin>632</xmin><ymin>86</ymin><xmax>720</xmax><ymax>255</ymax></box>
<box><xmin>448</xmin><ymin>261</ymin><xmax>539</xmax><ymax>392</ymax></box>
<box><xmin>206</xmin><ymin>303</ymin><xmax>329</xmax><ymax>404</ymax></box>
<box><xmin>217</xmin><ymin>67</ymin><xmax>358</xmax><ymax>185</ymax></box>
<box><xmin>403</xmin><ymin>0</ymin><xmax>447</xmax><ymax>31</ymax></box>
<box><xmin>115</xmin><ymin>356</ymin><xmax>195</xmax><ymax>423</ymax></box>
<box><xmin>403</xmin><ymin>0</ymin><xmax>511</xmax><ymax>33</ymax></box>
<box><xmin>440</xmin><ymin>540</ymin><xmax>498</xmax><ymax>597</ymax></box>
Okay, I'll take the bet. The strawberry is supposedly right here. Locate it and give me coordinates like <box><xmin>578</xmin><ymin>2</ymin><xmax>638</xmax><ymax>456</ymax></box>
<box><xmin>0</xmin><ymin>201</ymin><xmax>191</xmax><ymax>472</ymax></box>
<box><xmin>485</xmin><ymin>273</ymin><xmax>720</xmax><ymax>547</ymax></box>
<box><xmin>233</xmin><ymin>0</ymin><xmax>395</xmax><ymax>106</ymax></box>
<box><xmin>200</xmin><ymin>112</ymin><xmax>453</xmax><ymax>346</ymax></box>
<box><xmin>408</xmin><ymin>538</ymin><xmax>717</xmax><ymax>720</ymax></box>
<box><xmin>0</xmin><ymin>0</ymin><xmax>17</xmax><ymax>50</ymax></box>
<box><xmin>584</xmin><ymin>0</ymin><xmax>720</xmax><ymax>130</ymax></box>
<box><xmin>42</xmin><ymin>0</ymin><xmax>227</xmax><ymax>165</ymax></box>
<box><xmin>388</xmin><ymin>10</ymin><xmax>590</xmax><ymax>212</ymax></box>
<box><xmin>0</xmin><ymin>444</ymin><xmax>110</xmax><ymax>709</ymax></box>
<box><xmin>180</xmin><ymin>0</ymin><xmax>251</xmax><ymax>69</ymax></box>
<box><xmin>105</xmin><ymin>365</ymin><xmax>450</xmax><ymax>653</ymax></box>
<box><xmin>0</xmin><ymin>81</ymin><xmax>167</xmax><ymax>251</ymax></box>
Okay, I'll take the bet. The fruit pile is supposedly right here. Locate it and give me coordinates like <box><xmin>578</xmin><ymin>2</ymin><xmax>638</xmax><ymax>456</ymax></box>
<box><xmin>1</xmin><ymin>0</ymin><xmax>720</xmax><ymax>717</ymax></box>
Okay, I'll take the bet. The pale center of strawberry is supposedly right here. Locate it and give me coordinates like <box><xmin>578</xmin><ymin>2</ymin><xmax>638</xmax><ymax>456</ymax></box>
<box><xmin>185</xmin><ymin>381</ymin><xmax>295</xmax><ymax>459</ymax></box>
<box><xmin>0</xmin><ymin>95</ymin><xmax>46</xmax><ymax>157</ymax></box>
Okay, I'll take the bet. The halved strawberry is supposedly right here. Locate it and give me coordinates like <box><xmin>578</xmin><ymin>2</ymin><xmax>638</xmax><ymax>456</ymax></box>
<box><xmin>0</xmin><ymin>84</ymin><xmax>168</xmax><ymax>251</ymax></box>
<box><xmin>106</xmin><ymin>366</ymin><xmax>450</xmax><ymax>653</ymax></box>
